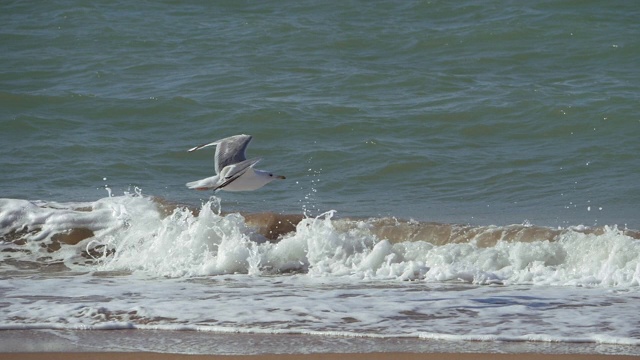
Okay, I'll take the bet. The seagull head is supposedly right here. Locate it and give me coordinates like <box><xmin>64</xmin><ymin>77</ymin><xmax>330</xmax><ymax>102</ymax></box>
<box><xmin>254</xmin><ymin>170</ymin><xmax>286</xmax><ymax>184</ymax></box>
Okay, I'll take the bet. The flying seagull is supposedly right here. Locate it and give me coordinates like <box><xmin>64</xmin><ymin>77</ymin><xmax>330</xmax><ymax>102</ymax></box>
<box><xmin>186</xmin><ymin>134</ymin><xmax>285</xmax><ymax>191</ymax></box>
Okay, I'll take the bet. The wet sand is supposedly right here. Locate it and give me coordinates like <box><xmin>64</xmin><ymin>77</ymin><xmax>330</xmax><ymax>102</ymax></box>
<box><xmin>1</xmin><ymin>352</ymin><xmax>638</xmax><ymax>360</ymax></box>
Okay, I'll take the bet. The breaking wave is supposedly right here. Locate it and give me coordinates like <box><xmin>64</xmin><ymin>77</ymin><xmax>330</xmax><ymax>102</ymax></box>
<box><xmin>1</xmin><ymin>192</ymin><xmax>639</xmax><ymax>286</ymax></box>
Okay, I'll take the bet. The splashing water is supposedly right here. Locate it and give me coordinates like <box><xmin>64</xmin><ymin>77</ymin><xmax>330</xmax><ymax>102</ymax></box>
<box><xmin>1</xmin><ymin>190</ymin><xmax>640</xmax><ymax>287</ymax></box>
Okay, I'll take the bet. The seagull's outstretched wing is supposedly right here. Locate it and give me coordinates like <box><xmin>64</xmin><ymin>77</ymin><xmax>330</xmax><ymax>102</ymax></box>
<box><xmin>188</xmin><ymin>134</ymin><xmax>252</xmax><ymax>174</ymax></box>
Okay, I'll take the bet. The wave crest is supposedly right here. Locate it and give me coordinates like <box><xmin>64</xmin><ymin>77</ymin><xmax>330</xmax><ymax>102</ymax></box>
<box><xmin>1</xmin><ymin>195</ymin><xmax>639</xmax><ymax>286</ymax></box>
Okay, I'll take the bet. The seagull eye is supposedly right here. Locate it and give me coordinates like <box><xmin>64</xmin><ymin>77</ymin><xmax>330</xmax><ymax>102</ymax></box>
<box><xmin>269</xmin><ymin>173</ymin><xmax>273</xmax><ymax>177</ymax></box>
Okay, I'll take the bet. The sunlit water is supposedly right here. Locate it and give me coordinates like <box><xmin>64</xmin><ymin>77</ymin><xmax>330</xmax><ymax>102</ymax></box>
<box><xmin>1</xmin><ymin>0</ymin><xmax>639</xmax><ymax>355</ymax></box>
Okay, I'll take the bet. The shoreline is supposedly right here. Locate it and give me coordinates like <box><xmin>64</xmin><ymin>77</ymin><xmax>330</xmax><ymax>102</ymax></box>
<box><xmin>1</xmin><ymin>330</ymin><xmax>639</xmax><ymax>358</ymax></box>
<box><xmin>1</xmin><ymin>353</ymin><xmax>638</xmax><ymax>360</ymax></box>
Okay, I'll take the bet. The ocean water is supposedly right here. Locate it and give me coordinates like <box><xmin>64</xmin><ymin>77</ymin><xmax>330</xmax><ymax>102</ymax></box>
<box><xmin>1</xmin><ymin>0</ymin><xmax>640</xmax><ymax>355</ymax></box>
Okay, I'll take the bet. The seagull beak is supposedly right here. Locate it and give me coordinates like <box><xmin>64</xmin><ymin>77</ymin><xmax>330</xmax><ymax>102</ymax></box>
<box><xmin>276</xmin><ymin>175</ymin><xmax>286</xmax><ymax>180</ymax></box>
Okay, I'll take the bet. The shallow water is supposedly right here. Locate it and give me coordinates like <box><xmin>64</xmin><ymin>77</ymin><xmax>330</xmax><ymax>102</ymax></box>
<box><xmin>1</xmin><ymin>0</ymin><xmax>639</xmax><ymax>355</ymax></box>
<box><xmin>1</xmin><ymin>196</ymin><xmax>640</xmax><ymax>354</ymax></box>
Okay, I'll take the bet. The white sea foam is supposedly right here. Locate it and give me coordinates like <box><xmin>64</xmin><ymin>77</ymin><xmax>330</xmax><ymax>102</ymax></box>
<box><xmin>2</xmin><ymin>191</ymin><xmax>640</xmax><ymax>349</ymax></box>
<box><xmin>1</xmin><ymin>274</ymin><xmax>640</xmax><ymax>348</ymax></box>
<box><xmin>1</xmin><ymin>194</ymin><xmax>640</xmax><ymax>287</ymax></box>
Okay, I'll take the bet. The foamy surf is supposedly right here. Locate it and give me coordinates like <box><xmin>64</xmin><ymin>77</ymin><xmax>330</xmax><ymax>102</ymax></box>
<box><xmin>2</xmin><ymin>192</ymin><xmax>640</xmax><ymax>353</ymax></box>
<box><xmin>2</xmin><ymin>273</ymin><xmax>640</xmax><ymax>349</ymax></box>
<box><xmin>1</xmin><ymin>192</ymin><xmax>639</xmax><ymax>286</ymax></box>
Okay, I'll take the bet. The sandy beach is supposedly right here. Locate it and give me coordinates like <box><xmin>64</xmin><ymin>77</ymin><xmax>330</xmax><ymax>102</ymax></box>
<box><xmin>2</xmin><ymin>329</ymin><xmax>638</xmax><ymax>359</ymax></box>
<box><xmin>2</xmin><ymin>353</ymin><xmax>639</xmax><ymax>360</ymax></box>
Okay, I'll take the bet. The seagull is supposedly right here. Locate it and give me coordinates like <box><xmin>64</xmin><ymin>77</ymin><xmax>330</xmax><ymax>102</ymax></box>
<box><xmin>186</xmin><ymin>134</ymin><xmax>285</xmax><ymax>192</ymax></box>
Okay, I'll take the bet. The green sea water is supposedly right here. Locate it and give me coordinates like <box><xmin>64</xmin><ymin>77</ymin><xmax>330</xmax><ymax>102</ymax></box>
<box><xmin>3</xmin><ymin>3</ymin><xmax>640</xmax><ymax>355</ymax></box>
<box><xmin>2</xmin><ymin>0</ymin><xmax>639</xmax><ymax>227</ymax></box>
